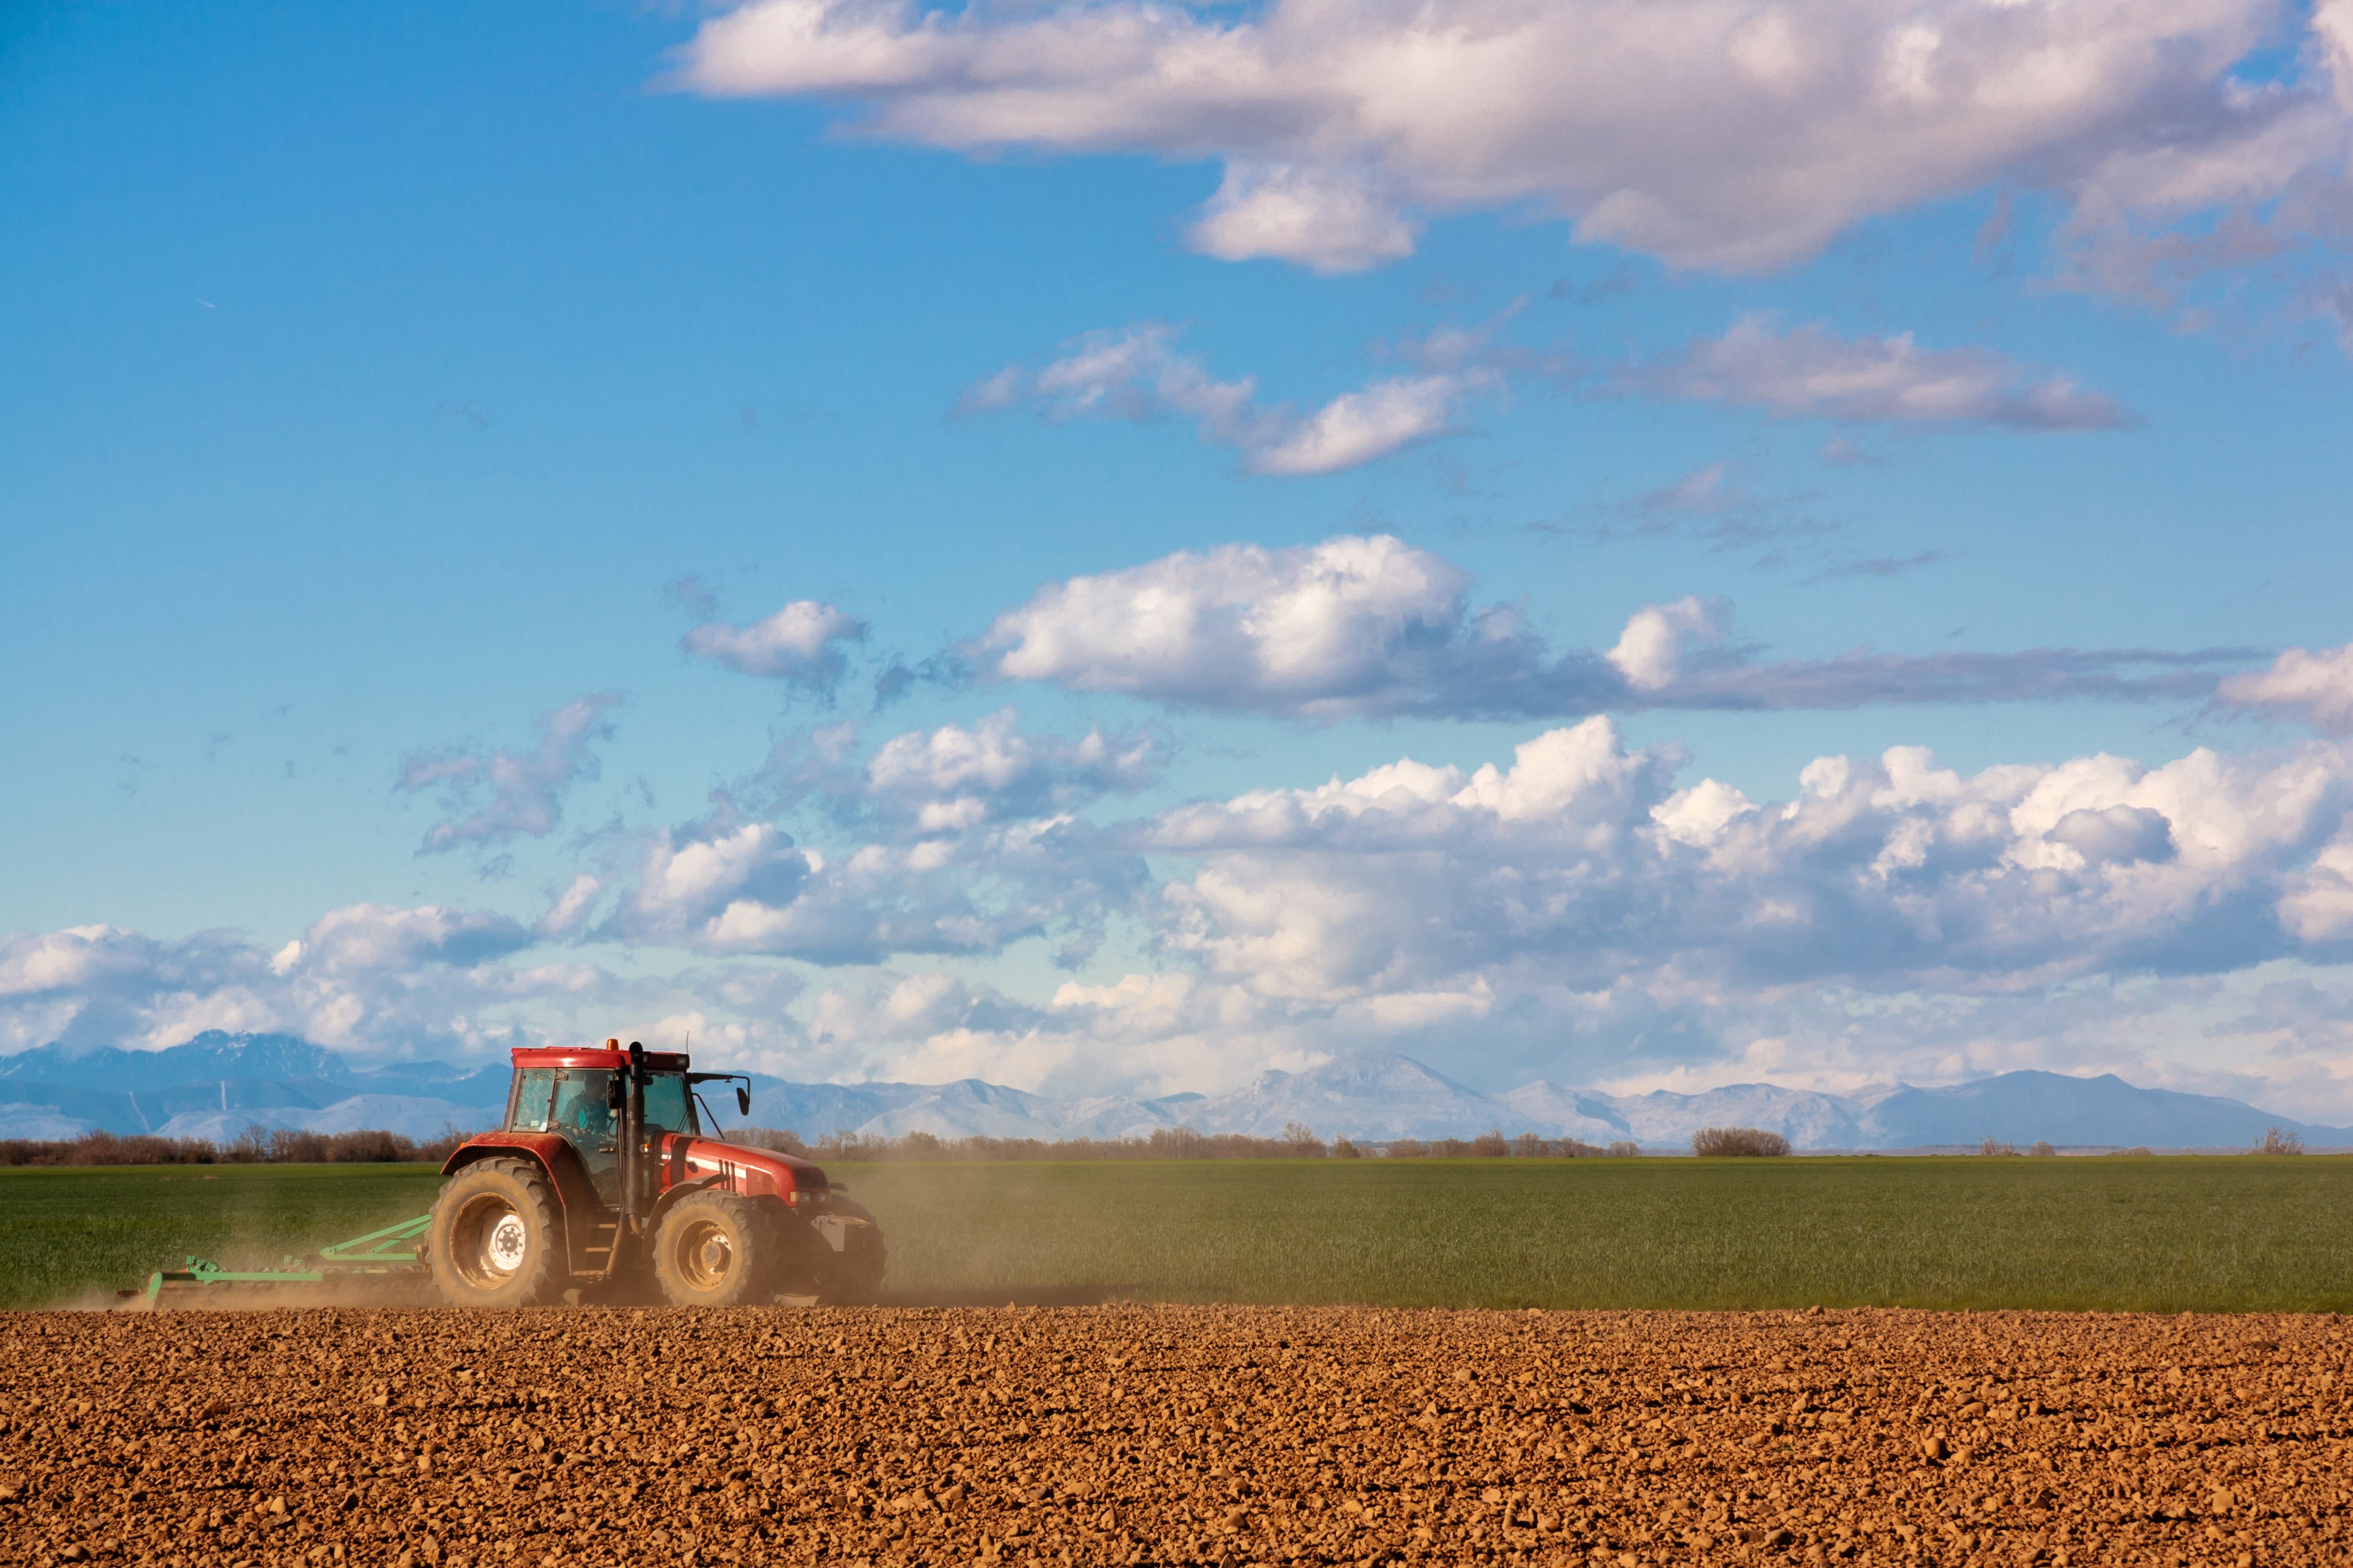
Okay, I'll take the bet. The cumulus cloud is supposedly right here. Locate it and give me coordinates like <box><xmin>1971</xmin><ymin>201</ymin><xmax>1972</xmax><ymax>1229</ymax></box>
<box><xmin>1633</xmin><ymin>316</ymin><xmax>2137</xmax><ymax>429</ymax></box>
<box><xmin>673</xmin><ymin>0</ymin><xmax>2353</xmax><ymax>304</ymax></box>
<box><xmin>598</xmin><ymin>795</ymin><xmax>1143</xmax><ymax>965</ymax></box>
<box><xmin>0</xmin><ymin>903</ymin><xmax>549</xmax><ymax>1061</ymax></box>
<box><xmin>1189</xmin><ymin>164</ymin><xmax>1420</xmax><ymax>273</ymax></box>
<box><xmin>25</xmin><ymin>721</ymin><xmax>2353</xmax><ymax>1115</ymax></box>
<box><xmin>397</xmin><ymin>694</ymin><xmax>625</xmax><ymax>853</ymax></box>
<box><xmin>970</xmin><ymin>534</ymin><xmax>2256</xmax><ymax>720</ymax></box>
<box><xmin>810</xmin><ymin>720</ymin><xmax>2353</xmax><ymax>1105</ymax></box>
<box><xmin>962</xmin><ymin>322</ymin><xmax>1488</xmax><ymax>475</ymax></box>
<box><xmin>536</xmin><ymin>874</ymin><xmax>605</xmax><ymax>939</ymax></box>
<box><xmin>1134</xmin><ymin>719</ymin><xmax>2353</xmax><ymax>1006</ymax></box>
<box><xmin>2215</xmin><ymin>642</ymin><xmax>2353</xmax><ymax>733</ymax></box>
<box><xmin>970</xmin><ymin>534</ymin><xmax>1586</xmax><ymax>720</ymax></box>
<box><xmin>274</xmin><ymin>903</ymin><xmax>532</xmax><ymax>977</ymax></box>
<box><xmin>680</xmin><ymin>600</ymin><xmax>866</xmax><ymax>688</ymax></box>
<box><xmin>862</xmin><ymin>710</ymin><xmax>1165</xmax><ymax>835</ymax></box>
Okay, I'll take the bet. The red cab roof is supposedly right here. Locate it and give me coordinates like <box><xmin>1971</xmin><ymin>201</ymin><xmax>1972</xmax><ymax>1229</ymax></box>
<box><xmin>510</xmin><ymin>1039</ymin><xmax>690</xmax><ymax>1072</ymax></box>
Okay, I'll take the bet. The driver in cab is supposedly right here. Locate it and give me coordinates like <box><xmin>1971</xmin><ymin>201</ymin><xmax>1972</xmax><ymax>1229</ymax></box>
<box><xmin>551</xmin><ymin>1074</ymin><xmax>617</xmax><ymax>1150</ymax></box>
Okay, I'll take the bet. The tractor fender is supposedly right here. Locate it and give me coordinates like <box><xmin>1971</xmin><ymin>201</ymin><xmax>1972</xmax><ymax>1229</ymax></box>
<box><xmin>644</xmin><ymin>1172</ymin><xmax>727</xmax><ymax>1233</ymax></box>
<box><xmin>439</xmin><ymin>1134</ymin><xmax>602</xmax><ymax>1275</ymax></box>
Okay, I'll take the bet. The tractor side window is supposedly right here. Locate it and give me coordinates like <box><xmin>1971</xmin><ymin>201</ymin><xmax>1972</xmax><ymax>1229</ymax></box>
<box><xmin>641</xmin><ymin>1072</ymin><xmax>694</xmax><ymax>1135</ymax></box>
<box><xmin>551</xmin><ymin>1070</ymin><xmax>619</xmax><ymax>1147</ymax></box>
<box><xmin>508</xmin><ymin>1069</ymin><xmax>556</xmax><ymax>1132</ymax></box>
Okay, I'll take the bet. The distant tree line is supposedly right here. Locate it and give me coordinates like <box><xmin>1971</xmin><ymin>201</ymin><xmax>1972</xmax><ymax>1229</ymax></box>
<box><xmin>0</xmin><ymin>1125</ymin><xmax>472</xmax><ymax>1168</ymax></box>
<box><xmin>8</xmin><ymin>1117</ymin><xmax>2305</xmax><ymax>1170</ymax></box>
<box><xmin>728</xmin><ymin>1122</ymin><xmax>1654</xmax><ymax>1161</ymax></box>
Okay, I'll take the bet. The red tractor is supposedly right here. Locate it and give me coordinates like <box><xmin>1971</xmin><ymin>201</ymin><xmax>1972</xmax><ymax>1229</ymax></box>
<box><xmin>427</xmin><ymin>1039</ymin><xmax>884</xmax><ymax>1309</ymax></box>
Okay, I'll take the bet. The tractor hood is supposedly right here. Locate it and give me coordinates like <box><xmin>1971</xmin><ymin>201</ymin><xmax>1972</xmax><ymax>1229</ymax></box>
<box><xmin>669</xmin><ymin>1133</ymin><xmax>833</xmax><ymax>1201</ymax></box>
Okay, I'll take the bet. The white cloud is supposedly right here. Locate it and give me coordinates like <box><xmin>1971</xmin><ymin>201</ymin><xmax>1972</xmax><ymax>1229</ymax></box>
<box><xmin>1188</xmin><ymin>164</ymin><xmax>1421</xmax><ymax>273</ymax></box>
<box><xmin>397</xmin><ymin>694</ymin><xmax>625</xmax><ymax>853</ymax></box>
<box><xmin>862</xmin><ymin>709</ymin><xmax>1164</xmax><ymax>835</ymax></box>
<box><xmin>1607</xmin><ymin>595</ymin><xmax>1730</xmax><ymax>691</ymax></box>
<box><xmin>284</xmin><ymin>903</ymin><xmax>533</xmax><ymax>976</ymax></box>
<box><xmin>536</xmin><ymin>874</ymin><xmax>605</xmax><ymax>938</ymax></box>
<box><xmin>971</xmin><ymin>534</ymin><xmax>2257</xmax><ymax>720</ymax></box>
<box><xmin>1635</xmin><ymin>316</ymin><xmax>2137</xmax><ymax>429</ymax></box>
<box><xmin>0</xmin><ymin>903</ymin><xmax>552</xmax><ymax>1062</ymax></box>
<box><xmin>0</xmin><ymin>924</ymin><xmax>159</xmax><ymax>1000</ymax></box>
<box><xmin>1135</xmin><ymin>719</ymin><xmax>2353</xmax><ymax>1008</ymax></box>
<box><xmin>24</xmin><ymin>717</ymin><xmax>2353</xmax><ymax>1116</ymax></box>
<box><xmin>965</xmin><ymin>720</ymin><xmax>2353</xmax><ymax>1111</ymax></box>
<box><xmin>674</xmin><ymin>0</ymin><xmax>2353</xmax><ymax>303</ymax></box>
<box><xmin>681</xmin><ymin>600</ymin><xmax>866</xmax><ymax>686</ymax></box>
<box><xmin>964</xmin><ymin>322</ymin><xmax>1486</xmax><ymax>475</ymax></box>
<box><xmin>1248</xmin><ymin>374</ymin><xmax>1472</xmax><ymax>474</ymax></box>
<box><xmin>971</xmin><ymin>534</ymin><xmax>1585</xmax><ymax>720</ymax></box>
<box><xmin>977</xmin><ymin>314</ymin><xmax>2123</xmax><ymax>484</ymax></box>
<box><xmin>597</xmin><ymin>799</ymin><xmax>1137</xmax><ymax>965</ymax></box>
<box><xmin>2216</xmin><ymin>642</ymin><xmax>2353</xmax><ymax>733</ymax></box>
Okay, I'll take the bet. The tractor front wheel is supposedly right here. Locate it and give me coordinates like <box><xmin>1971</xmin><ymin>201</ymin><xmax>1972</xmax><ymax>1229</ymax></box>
<box><xmin>650</xmin><ymin>1190</ymin><xmax>776</xmax><ymax>1308</ymax></box>
<box><xmin>428</xmin><ymin>1157</ymin><xmax>564</xmax><ymax>1309</ymax></box>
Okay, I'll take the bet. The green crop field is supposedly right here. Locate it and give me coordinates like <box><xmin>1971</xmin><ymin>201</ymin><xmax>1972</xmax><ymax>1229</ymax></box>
<box><xmin>844</xmin><ymin>1155</ymin><xmax>2353</xmax><ymax>1314</ymax></box>
<box><xmin>0</xmin><ymin>1162</ymin><xmax>447</xmax><ymax>1310</ymax></box>
<box><xmin>4</xmin><ymin>1156</ymin><xmax>2349</xmax><ymax>1313</ymax></box>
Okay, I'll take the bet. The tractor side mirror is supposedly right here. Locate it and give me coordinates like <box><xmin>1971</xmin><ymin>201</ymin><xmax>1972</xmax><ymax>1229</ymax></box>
<box><xmin>736</xmin><ymin>1086</ymin><xmax>751</xmax><ymax>1116</ymax></box>
<box><xmin>606</xmin><ymin>1075</ymin><xmax>626</xmax><ymax>1112</ymax></box>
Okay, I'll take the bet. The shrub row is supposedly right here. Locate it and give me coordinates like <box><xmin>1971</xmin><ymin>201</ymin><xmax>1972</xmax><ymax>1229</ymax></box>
<box><xmin>1691</xmin><ymin>1126</ymin><xmax>1792</xmax><ymax>1157</ymax></box>
<box><xmin>0</xmin><ymin>1125</ymin><xmax>474</xmax><ymax>1167</ymax></box>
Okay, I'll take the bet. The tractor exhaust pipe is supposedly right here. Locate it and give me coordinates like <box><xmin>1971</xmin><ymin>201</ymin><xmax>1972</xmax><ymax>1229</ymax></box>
<box><xmin>625</xmin><ymin>1040</ymin><xmax>649</xmax><ymax>1233</ymax></box>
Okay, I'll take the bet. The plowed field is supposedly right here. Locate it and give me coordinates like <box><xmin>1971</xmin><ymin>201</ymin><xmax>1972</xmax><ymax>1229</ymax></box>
<box><xmin>3</xmin><ymin>1305</ymin><xmax>2347</xmax><ymax>1567</ymax></box>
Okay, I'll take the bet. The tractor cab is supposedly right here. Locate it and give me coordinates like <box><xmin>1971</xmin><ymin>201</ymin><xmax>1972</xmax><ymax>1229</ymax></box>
<box><xmin>425</xmin><ymin>1039</ymin><xmax>884</xmax><ymax>1310</ymax></box>
<box><xmin>502</xmin><ymin>1051</ymin><xmax>700</xmax><ymax>1204</ymax></box>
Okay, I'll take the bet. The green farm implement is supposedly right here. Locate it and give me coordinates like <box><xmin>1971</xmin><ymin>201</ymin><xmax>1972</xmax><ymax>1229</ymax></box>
<box><xmin>133</xmin><ymin>1214</ymin><xmax>436</xmax><ymax>1309</ymax></box>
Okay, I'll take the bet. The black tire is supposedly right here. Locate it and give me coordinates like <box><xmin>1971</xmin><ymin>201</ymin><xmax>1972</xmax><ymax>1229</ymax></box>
<box><xmin>651</xmin><ymin>1189</ymin><xmax>777</xmax><ymax>1308</ymax></box>
<box><xmin>428</xmin><ymin>1157</ymin><xmax>565</xmax><ymax>1309</ymax></box>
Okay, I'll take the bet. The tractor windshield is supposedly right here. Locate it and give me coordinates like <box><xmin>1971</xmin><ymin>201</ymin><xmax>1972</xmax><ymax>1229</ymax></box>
<box><xmin>642</xmin><ymin>1072</ymin><xmax>694</xmax><ymax>1135</ymax></box>
<box><xmin>507</xmin><ymin>1068</ymin><xmax>556</xmax><ymax>1131</ymax></box>
<box><xmin>503</xmin><ymin>1065</ymin><xmax>694</xmax><ymax>1138</ymax></box>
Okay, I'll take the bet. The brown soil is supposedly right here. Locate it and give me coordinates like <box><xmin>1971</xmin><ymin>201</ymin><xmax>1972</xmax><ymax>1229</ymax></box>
<box><xmin>1</xmin><ymin>1305</ymin><xmax>2346</xmax><ymax>1567</ymax></box>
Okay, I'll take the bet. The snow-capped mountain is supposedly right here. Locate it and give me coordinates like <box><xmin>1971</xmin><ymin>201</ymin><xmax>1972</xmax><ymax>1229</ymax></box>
<box><xmin>2</xmin><ymin>1034</ymin><xmax>2346</xmax><ymax>1151</ymax></box>
<box><xmin>0</xmin><ymin>1033</ymin><xmax>507</xmax><ymax>1144</ymax></box>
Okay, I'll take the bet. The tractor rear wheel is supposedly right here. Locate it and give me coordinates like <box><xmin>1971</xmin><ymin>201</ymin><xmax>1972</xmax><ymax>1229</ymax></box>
<box><xmin>650</xmin><ymin>1190</ymin><xmax>776</xmax><ymax>1308</ymax></box>
<box><xmin>427</xmin><ymin>1157</ymin><xmax>564</xmax><ymax>1309</ymax></box>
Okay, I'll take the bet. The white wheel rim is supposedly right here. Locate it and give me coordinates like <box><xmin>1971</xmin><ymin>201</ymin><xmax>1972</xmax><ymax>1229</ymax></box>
<box><xmin>485</xmin><ymin>1212</ymin><xmax>528</xmax><ymax>1275</ymax></box>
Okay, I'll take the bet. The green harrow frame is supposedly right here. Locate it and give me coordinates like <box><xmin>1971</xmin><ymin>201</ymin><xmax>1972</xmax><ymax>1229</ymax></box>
<box><xmin>134</xmin><ymin>1213</ymin><xmax>435</xmax><ymax>1309</ymax></box>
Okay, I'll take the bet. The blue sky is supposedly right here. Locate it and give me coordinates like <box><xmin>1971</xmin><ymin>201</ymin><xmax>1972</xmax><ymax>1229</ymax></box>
<box><xmin>9</xmin><ymin>0</ymin><xmax>2353</xmax><ymax>1113</ymax></box>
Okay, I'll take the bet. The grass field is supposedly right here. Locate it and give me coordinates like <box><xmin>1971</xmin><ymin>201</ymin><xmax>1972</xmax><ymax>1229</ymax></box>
<box><xmin>5</xmin><ymin>1155</ymin><xmax>2349</xmax><ymax>1313</ymax></box>
<box><xmin>0</xmin><ymin>1162</ymin><xmax>447</xmax><ymax>1310</ymax></box>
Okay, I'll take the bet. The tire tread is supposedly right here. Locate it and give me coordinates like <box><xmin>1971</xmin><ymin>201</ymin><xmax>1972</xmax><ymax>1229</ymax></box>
<box><xmin>428</xmin><ymin>1155</ymin><xmax>565</xmax><ymax>1309</ymax></box>
<box><xmin>651</xmin><ymin>1189</ymin><xmax>779</xmax><ymax>1308</ymax></box>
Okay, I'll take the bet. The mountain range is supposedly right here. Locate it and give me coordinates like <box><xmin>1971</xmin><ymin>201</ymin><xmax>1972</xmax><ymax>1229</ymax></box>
<box><xmin>2</xmin><ymin>1032</ymin><xmax>2345</xmax><ymax>1152</ymax></box>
